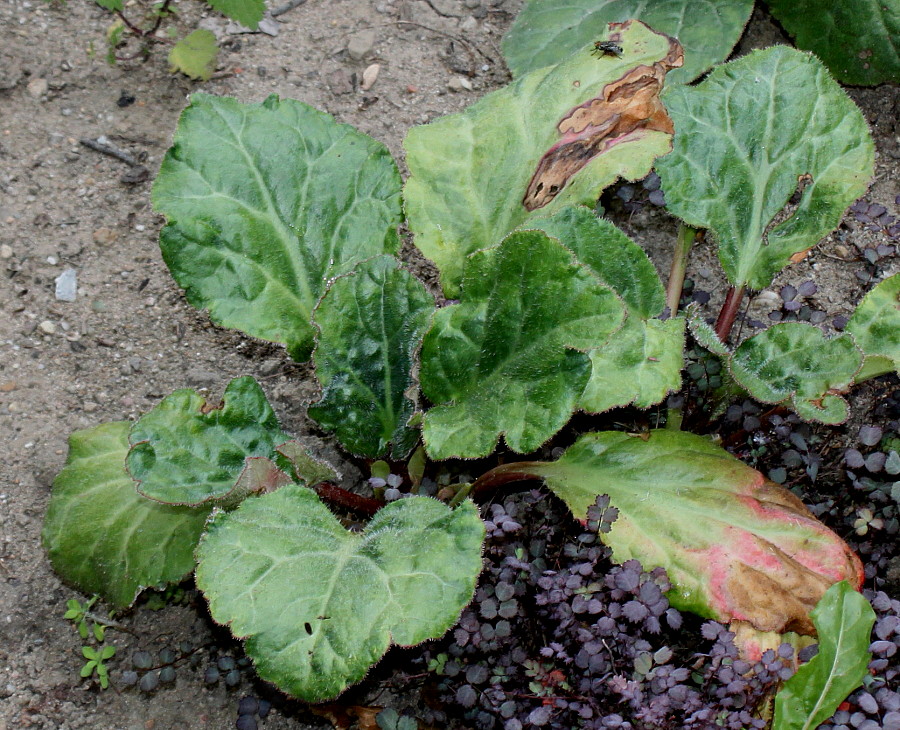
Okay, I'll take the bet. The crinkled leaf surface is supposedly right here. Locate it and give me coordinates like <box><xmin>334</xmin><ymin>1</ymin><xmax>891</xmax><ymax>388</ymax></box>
<box><xmin>42</xmin><ymin>422</ymin><xmax>210</xmax><ymax>609</ymax></box>
<box><xmin>773</xmin><ymin>581</ymin><xmax>876</xmax><ymax>730</ymax></box>
<box><xmin>128</xmin><ymin>376</ymin><xmax>291</xmax><ymax>506</ymax></box>
<box><xmin>420</xmin><ymin>230</ymin><xmax>624</xmax><ymax>460</ymax></box>
<box><xmin>729</xmin><ymin>323</ymin><xmax>862</xmax><ymax>425</ymax></box>
<box><xmin>196</xmin><ymin>485</ymin><xmax>484</xmax><ymax>701</ymax></box>
<box><xmin>526</xmin><ymin>206</ymin><xmax>683</xmax><ymax>411</ymax></box>
<box><xmin>276</xmin><ymin>440</ymin><xmax>340</xmax><ymax>486</ymax></box>
<box><xmin>308</xmin><ymin>256</ymin><xmax>434</xmax><ymax>459</ymax></box>
<box><xmin>405</xmin><ymin>21</ymin><xmax>682</xmax><ymax>296</ymax></box>
<box><xmin>523</xmin><ymin>430</ymin><xmax>863</xmax><ymax>634</ymax></box>
<box><xmin>656</xmin><ymin>46</ymin><xmax>874</xmax><ymax>290</ymax></box>
<box><xmin>153</xmin><ymin>94</ymin><xmax>402</xmax><ymax>361</ymax></box>
<box><xmin>168</xmin><ymin>30</ymin><xmax>218</xmax><ymax>82</ymax></box>
<box><xmin>847</xmin><ymin>273</ymin><xmax>900</xmax><ymax>376</ymax></box>
<box><xmin>502</xmin><ymin>0</ymin><xmax>752</xmax><ymax>85</ymax></box>
<box><xmin>207</xmin><ymin>0</ymin><xmax>265</xmax><ymax>29</ymax></box>
<box><xmin>767</xmin><ymin>0</ymin><xmax>900</xmax><ymax>85</ymax></box>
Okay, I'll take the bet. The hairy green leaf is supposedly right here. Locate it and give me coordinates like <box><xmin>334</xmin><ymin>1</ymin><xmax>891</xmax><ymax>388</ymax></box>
<box><xmin>847</xmin><ymin>273</ymin><xmax>900</xmax><ymax>378</ymax></box>
<box><xmin>128</xmin><ymin>376</ymin><xmax>291</xmax><ymax>506</ymax></box>
<box><xmin>42</xmin><ymin>422</ymin><xmax>210</xmax><ymax>608</ymax></box>
<box><xmin>729</xmin><ymin>323</ymin><xmax>862</xmax><ymax>425</ymax></box>
<box><xmin>196</xmin><ymin>486</ymin><xmax>484</xmax><ymax>701</ymax></box>
<box><xmin>656</xmin><ymin>46</ymin><xmax>874</xmax><ymax>290</ymax></box>
<box><xmin>521</xmin><ymin>430</ymin><xmax>863</xmax><ymax>634</ymax></box>
<box><xmin>94</xmin><ymin>0</ymin><xmax>123</xmax><ymax>10</ymax></box>
<box><xmin>526</xmin><ymin>206</ymin><xmax>683</xmax><ymax>411</ymax></box>
<box><xmin>276</xmin><ymin>441</ymin><xmax>340</xmax><ymax>486</ymax></box>
<box><xmin>773</xmin><ymin>582</ymin><xmax>876</xmax><ymax>730</ymax></box>
<box><xmin>767</xmin><ymin>0</ymin><xmax>900</xmax><ymax>85</ymax></box>
<box><xmin>308</xmin><ymin>256</ymin><xmax>434</xmax><ymax>459</ymax></box>
<box><xmin>168</xmin><ymin>30</ymin><xmax>218</xmax><ymax>81</ymax></box>
<box><xmin>153</xmin><ymin>94</ymin><xmax>402</xmax><ymax>361</ymax></box>
<box><xmin>207</xmin><ymin>0</ymin><xmax>265</xmax><ymax>29</ymax></box>
<box><xmin>405</xmin><ymin>21</ymin><xmax>682</xmax><ymax>296</ymax></box>
<box><xmin>502</xmin><ymin>0</ymin><xmax>752</xmax><ymax>84</ymax></box>
<box><xmin>420</xmin><ymin>230</ymin><xmax>624</xmax><ymax>459</ymax></box>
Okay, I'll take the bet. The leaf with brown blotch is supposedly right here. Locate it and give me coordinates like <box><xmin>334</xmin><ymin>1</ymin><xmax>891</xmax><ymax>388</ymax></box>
<box><xmin>524</xmin><ymin>23</ymin><xmax>683</xmax><ymax>211</ymax></box>
<box><xmin>476</xmin><ymin>430</ymin><xmax>863</xmax><ymax>637</ymax></box>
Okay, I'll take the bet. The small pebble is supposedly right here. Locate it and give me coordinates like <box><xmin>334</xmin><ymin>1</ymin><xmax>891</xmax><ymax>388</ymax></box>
<box><xmin>448</xmin><ymin>76</ymin><xmax>473</xmax><ymax>92</ymax></box>
<box><xmin>27</xmin><ymin>78</ymin><xmax>48</xmax><ymax>98</ymax></box>
<box><xmin>0</xmin><ymin>244</ymin><xmax>12</xmax><ymax>258</ymax></box>
<box><xmin>361</xmin><ymin>63</ymin><xmax>380</xmax><ymax>91</ymax></box>
<box><xmin>347</xmin><ymin>29</ymin><xmax>376</xmax><ymax>60</ymax></box>
<box><xmin>38</xmin><ymin>320</ymin><xmax>56</xmax><ymax>335</ymax></box>
<box><xmin>55</xmin><ymin>268</ymin><xmax>77</xmax><ymax>302</ymax></box>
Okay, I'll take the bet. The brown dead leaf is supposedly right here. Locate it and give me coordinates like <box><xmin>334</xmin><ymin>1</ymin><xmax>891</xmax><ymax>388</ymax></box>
<box><xmin>523</xmin><ymin>21</ymin><xmax>683</xmax><ymax>211</ymax></box>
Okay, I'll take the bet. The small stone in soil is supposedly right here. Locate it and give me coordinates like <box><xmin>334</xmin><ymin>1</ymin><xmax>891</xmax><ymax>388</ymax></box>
<box><xmin>55</xmin><ymin>268</ymin><xmax>77</xmax><ymax>301</ymax></box>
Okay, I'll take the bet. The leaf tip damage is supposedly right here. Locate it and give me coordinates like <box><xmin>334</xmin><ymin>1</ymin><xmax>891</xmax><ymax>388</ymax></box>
<box><xmin>523</xmin><ymin>21</ymin><xmax>684</xmax><ymax>211</ymax></box>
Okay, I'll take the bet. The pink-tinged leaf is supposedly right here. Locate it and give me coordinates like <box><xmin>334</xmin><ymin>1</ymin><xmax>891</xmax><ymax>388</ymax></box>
<box><xmin>479</xmin><ymin>430</ymin><xmax>862</xmax><ymax>635</ymax></box>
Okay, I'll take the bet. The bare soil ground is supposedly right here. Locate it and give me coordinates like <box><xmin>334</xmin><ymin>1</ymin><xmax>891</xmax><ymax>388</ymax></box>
<box><xmin>0</xmin><ymin>1</ymin><xmax>897</xmax><ymax>729</ymax></box>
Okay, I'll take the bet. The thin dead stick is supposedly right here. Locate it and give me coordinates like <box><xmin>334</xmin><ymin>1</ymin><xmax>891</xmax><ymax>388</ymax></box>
<box><xmin>665</xmin><ymin>224</ymin><xmax>697</xmax><ymax>316</ymax></box>
<box><xmin>394</xmin><ymin>20</ymin><xmax>495</xmax><ymax>64</ymax></box>
<box><xmin>79</xmin><ymin>138</ymin><xmax>139</xmax><ymax>167</ymax></box>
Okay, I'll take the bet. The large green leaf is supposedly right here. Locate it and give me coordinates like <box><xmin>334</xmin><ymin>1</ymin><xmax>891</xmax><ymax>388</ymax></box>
<box><xmin>153</xmin><ymin>94</ymin><xmax>402</xmax><ymax>361</ymax></box>
<box><xmin>196</xmin><ymin>485</ymin><xmax>484</xmax><ymax>701</ymax></box>
<box><xmin>128</xmin><ymin>376</ymin><xmax>291</xmax><ymax>506</ymax></box>
<box><xmin>502</xmin><ymin>0</ymin><xmax>752</xmax><ymax>84</ymax></box>
<box><xmin>207</xmin><ymin>0</ymin><xmax>265</xmax><ymax>29</ymax></box>
<box><xmin>656</xmin><ymin>46</ymin><xmax>874</xmax><ymax>290</ymax></box>
<box><xmin>773</xmin><ymin>582</ymin><xmax>876</xmax><ymax>730</ymax></box>
<box><xmin>419</xmin><ymin>230</ymin><xmax>625</xmax><ymax>460</ymax></box>
<box><xmin>525</xmin><ymin>206</ymin><xmax>683</xmax><ymax>411</ymax></box>
<box><xmin>42</xmin><ymin>422</ymin><xmax>210</xmax><ymax>609</ymax></box>
<box><xmin>766</xmin><ymin>0</ymin><xmax>900</xmax><ymax>85</ymax></box>
<box><xmin>404</xmin><ymin>20</ymin><xmax>682</xmax><ymax>297</ymax></box>
<box><xmin>520</xmin><ymin>430</ymin><xmax>863</xmax><ymax>634</ymax></box>
<box><xmin>308</xmin><ymin>256</ymin><xmax>435</xmax><ymax>459</ymax></box>
<box><xmin>729</xmin><ymin>323</ymin><xmax>862</xmax><ymax>425</ymax></box>
<box><xmin>847</xmin><ymin>273</ymin><xmax>900</xmax><ymax>379</ymax></box>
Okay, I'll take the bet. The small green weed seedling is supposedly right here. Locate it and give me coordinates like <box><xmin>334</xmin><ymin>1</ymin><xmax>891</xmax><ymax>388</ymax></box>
<box><xmin>80</xmin><ymin>645</ymin><xmax>116</xmax><ymax>689</ymax></box>
<box><xmin>43</xmin><ymin>7</ymin><xmax>900</xmax><ymax>728</ymax></box>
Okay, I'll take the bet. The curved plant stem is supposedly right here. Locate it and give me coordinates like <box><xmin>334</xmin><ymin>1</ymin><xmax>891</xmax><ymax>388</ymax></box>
<box><xmin>714</xmin><ymin>285</ymin><xmax>746</xmax><ymax>342</ymax></box>
<box><xmin>314</xmin><ymin>483</ymin><xmax>384</xmax><ymax>517</ymax></box>
<box><xmin>665</xmin><ymin>224</ymin><xmax>698</xmax><ymax>316</ymax></box>
<box><xmin>469</xmin><ymin>462</ymin><xmax>544</xmax><ymax>502</ymax></box>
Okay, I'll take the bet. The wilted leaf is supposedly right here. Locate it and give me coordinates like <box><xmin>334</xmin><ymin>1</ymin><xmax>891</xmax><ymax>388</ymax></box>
<box><xmin>128</xmin><ymin>376</ymin><xmax>291</xmax><ymax>506</ymax></box>
<box><xmin>42</xmin><ymin>422</ymin><xmax>210</xmax><ymax>608</ymax></box>
<box><xmin>767</xmin><ymin>0</ymin><xmax>900</xmax><ymax>85</ymax></box>
<box><xmin>168</xmin><ymin>30</ymin><xmax>218</xmax><ymax>81</ymax></box>
<box><xmin>526</xmin><ymin>206</ymin><xmax>683</xmax><ymax>411</ymax></box>
<box><xmin>502</xmin><ymin>0</ymin><xmax>752</xmax><ymax>84</ymax></box>
<box><xmin>847</xmin><ymin>273</ymin><xmax>900</xmax><ymax>379</ymax></box>
<box><xmin>276</xmin><ymin>440</ymin><xmax>340</xmax><ymax>486</ymax></box>
<box><xmin>512</xmin><ymin>430</ymin><xmax>862</xmax><ymax>634</ymax></box>
<box><xmin>773</xmin><ymin>581</ymin><xmax>876</xmax><ymax>730</ymax></box>
<box><xmin>405</xmin><ymin>21</ymin><xmax>682</xmax><ymax>296</ymax></box>
<box><xmin>207</xmin><ymin>0</ymin><xmax>265</xmax><ymax>29</ymax></box>
<box><xmin>657</xmin><ymin>46</ymin><xmax>874</xmax><ymax>290</ymax></box>
<box><xmin>196</xmin><ymin>485</ymin><xmax>484</xmax><ymax>701</ymax></box>
<box><xmin>308</xmin><ymin>256</ymin><xmax>434</xmax><ymax>459</ymax></box>
<box><xmin>729</xmin><ymin>323</ymin><xmax>862</xmax><ymax>424</ymax></box>
<box><xmin>420</xmin><ymin>230</ymin><xmax>624</xmax><ymax>459</ymax></box>
<box><xmin>153</xmin><ymin>94</ymin><xmax>402</xmax><ymax>361</ymax></box>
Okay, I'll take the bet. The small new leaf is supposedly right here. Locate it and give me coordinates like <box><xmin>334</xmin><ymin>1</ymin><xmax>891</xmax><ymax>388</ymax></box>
<box><xmin>773</xmin><ymin>581</ymin><xmax>876</xmax><ymax>730</ymax></box>
<box><xmin>847</xmin><ymin>273</ymin><xmax>900</xmax><ymax>379</ymax></box>
<box><xmin>196</xmin><ymin>485</ymin><xmax>484</xmax><ymax>701</ymax></box>
<box><xmin>206</xmin><ymin>0</ymin><xmax>265</xmax><ymax>29</ymax></box>
<box><xmin>168</xmin><ymin>30</ymin><xmax>218</xmax><ymax>82</ymax></box>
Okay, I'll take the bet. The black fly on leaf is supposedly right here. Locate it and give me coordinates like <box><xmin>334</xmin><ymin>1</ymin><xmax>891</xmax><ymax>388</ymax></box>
<box><xmin>592</xmin><ymin>41</ymin><xmax>623</xmax><ymax>58</ymax></box>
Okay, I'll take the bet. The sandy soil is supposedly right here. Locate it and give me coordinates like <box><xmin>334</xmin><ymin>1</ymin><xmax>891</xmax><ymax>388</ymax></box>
<box><xmin>0</xmin><ymin>1</ymin><xmax>897</xmax><ymax>729</ymax></box>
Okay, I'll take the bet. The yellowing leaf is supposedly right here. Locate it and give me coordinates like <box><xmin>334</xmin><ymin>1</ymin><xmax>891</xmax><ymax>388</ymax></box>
<box><xmin>168</xmin><ymin>30</ymin><xmax>218</xmax><ymax>81</ymax></box>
